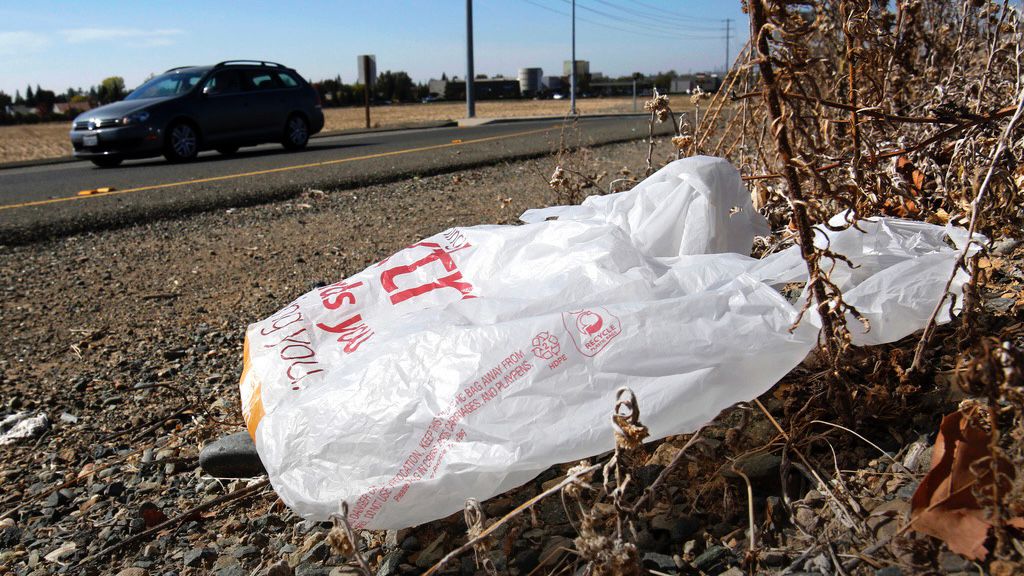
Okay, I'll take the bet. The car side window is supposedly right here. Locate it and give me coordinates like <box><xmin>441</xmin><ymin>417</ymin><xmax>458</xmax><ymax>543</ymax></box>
<box><xmin>205</xmin><ymin>70</ymin><xmax>242</xmax><ymax>95</ymax></box>
<box><xmin>277</xmin><ymin>72</ymin><xmax>299</xmax><ymax>88</ymax></box>
<box><xmin>247</xmin><ymin>72</ymin><xmax>281</xmax><ymax>91</ymax></box>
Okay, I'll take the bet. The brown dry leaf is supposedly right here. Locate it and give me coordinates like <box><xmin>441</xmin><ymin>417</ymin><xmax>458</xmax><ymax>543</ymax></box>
<box><xmin>910</xmin><ymin>406</ymin><xmax>1017</xmax><ymax>560</ymax></box>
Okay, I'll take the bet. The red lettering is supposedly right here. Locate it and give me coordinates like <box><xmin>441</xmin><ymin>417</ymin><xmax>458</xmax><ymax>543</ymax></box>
<box><xmin>380</xmin><ymin>242</ymin><xmax>476</xmax><ymax>305</ymax></box>
<box><xmin>319</xmin><ymin>281</ymin><xmax>364</xmax><ymax>310</ymax></box>
<box><xmin>317</xmin><ymin>314</ymin><xmax>374</xmax><ymax>353</ymax></box>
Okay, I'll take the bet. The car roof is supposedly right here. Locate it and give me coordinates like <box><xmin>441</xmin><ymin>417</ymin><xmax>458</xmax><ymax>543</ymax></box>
<box><xmin>163</xmin><ymin>61</ymin><xmax>295</xmax><ymax>75</ymax></box>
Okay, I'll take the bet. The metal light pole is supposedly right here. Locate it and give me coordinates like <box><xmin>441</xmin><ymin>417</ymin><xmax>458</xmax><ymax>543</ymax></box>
<box><xmin>570</xmin><ymin>0</ymin><xmax>576</xmax><ymax>115</ymax></box>
<box><xmin>466</xmin><ymin>0</ymin><xmax>475</xmax><ymax>118</ymax></box>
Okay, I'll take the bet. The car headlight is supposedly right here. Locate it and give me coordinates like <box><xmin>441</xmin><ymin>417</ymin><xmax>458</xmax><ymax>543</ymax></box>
<box><xmin>120</xmin><ymin>111</ymin><xmax>151</xmax><ymax>125</ymax></box>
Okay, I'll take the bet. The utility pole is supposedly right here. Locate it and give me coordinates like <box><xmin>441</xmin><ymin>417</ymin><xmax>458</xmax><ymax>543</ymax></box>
<box><xmin>466</xmin><ymin>0</ymin><xmax>475</xmax><ymax>118</ymax></box>
<box><xmin>724</xmin><ymin>18</ymin><xmax>732</xmax><ymax>73</ymax></box>
<box><xmin>570</xmin><ymin>0</ymin><xmax>577</xmax><ymax>115</ymax></box>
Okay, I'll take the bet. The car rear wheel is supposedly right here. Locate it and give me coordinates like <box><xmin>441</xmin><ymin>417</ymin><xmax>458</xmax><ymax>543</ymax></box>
<box><xmin>216</xmin><ymin>145</ymin><xmax>240</xmax><ymax>155</ymax></box>
<box><xmin>90</xmin><ymin>157</ymin><xmax>123</xmax><ymax>168</ymax></box>
<box><xmin>164</xmin><ymin>122</ymin><xmax>200</xmax><ymax>162</ymax></box>
<box><xmin>282</xmin><ymin>114</ymin><xmax>309</xmax><ymax>150</ymax></box>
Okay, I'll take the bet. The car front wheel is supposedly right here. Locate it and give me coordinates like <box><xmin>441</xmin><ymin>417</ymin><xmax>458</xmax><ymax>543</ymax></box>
<box><xmin>164</xmin><ymin>122</ymin><xmax>200</xmax><ymax>162</ymax></box>
<box><xmin>282</xmin><ymin>115</ymin><xmax>309</xmax><ymax>150</ymax></box>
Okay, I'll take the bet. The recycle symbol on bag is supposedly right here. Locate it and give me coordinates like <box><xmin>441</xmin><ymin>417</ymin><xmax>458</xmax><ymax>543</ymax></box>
<box><xmin>531</xmin><ymin>331</ymin><xmax>561</xmax><ymax>360</ymax></box>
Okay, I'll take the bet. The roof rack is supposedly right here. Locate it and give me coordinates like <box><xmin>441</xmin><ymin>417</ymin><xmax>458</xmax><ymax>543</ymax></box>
<box><xmin>214</xmin><ymin>60</ymin><xmax>286</xmax><ymax>69</ymax></box>
<box><xmin>164</xmin><ymin>66</ymin><xmax>201</xmax><ymax>73</ymax></box>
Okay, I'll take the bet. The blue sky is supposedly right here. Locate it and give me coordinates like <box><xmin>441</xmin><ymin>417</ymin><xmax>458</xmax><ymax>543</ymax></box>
<box><xmin>0</xmin><ymin>0</ymin><xmax>748</xmax><ymax>96</ymax></box>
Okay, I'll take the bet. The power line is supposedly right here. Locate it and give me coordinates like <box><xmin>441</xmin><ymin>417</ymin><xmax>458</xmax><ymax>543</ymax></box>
<box><xmin>517</xmin><ymin>0</ymin><xmax>724</xmax><ymax>41</ymax></box>
<box><xmin>585</xmin><ymin>0</ymin><xmax>725</xmax><ymax>30</ymax></box>
<box><xmin>623</xmin><ymin>0</ymin><xmax>721</xmax><ymax>23</ymax></box>
<box><xmin>559</xmin><ymin>0</ymin><xmax>725</xmax><ymax>37</ymax></box>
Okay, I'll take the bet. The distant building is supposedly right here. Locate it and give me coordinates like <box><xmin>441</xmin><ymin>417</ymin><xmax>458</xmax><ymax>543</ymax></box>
<box><xmin>5</xmin><ymin>104</ymin><xmax>37</xmax><ymax>116</ymax></box>
<box><xmin>542</xmin><ymin>76</ymin><xmax>564</xmax><ymax>92</ymax></box>
<box><xmin>427</xmin><ymin>76</ymin><xmax>521</xmax><ymax>100</ymax></box>
<box><xmin>518</xmin><ymin>68</ymin><xmax>543</xmax><ymax>96</ymax></box>
<box><xmin>563</xmin><ymin>60</ymin><xmax>590</xmax><ymax>76</ymax></box>
<box><xmin>672</xmin><ymin>73</ymin><xmax>722</xmax><ymax>94</ymax></box>
<box><xmin>53</xmin><ymin>102</ymin><xmax>92</xmax><ymax>115</ymax></box>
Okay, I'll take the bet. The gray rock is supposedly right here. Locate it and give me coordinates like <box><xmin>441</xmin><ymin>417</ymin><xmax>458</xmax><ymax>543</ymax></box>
<box><xmin>376</xmin><ymin>550</ymin><xmax>404</xmax><ymax>576</ymax></box>
<box><xmin>183</xmin><ymin>547</ymin><xmax>215</xmax><ymax>568</ymax></box>
<box><xmin>295</xmin><ymin>565</ymin><xmax>333</xmax><ymax>576</ymax></box>
<box><xmin>693</xmin><ymin>545</ymin><xmax>733</xmax><ymax>573</ymax></box>
<box><xmin>938</xmin><ymin>552</ymin><xmax>971</xmax><ymax>573</ymax></box>
<box><xmin>875</xmin><ymin>567</ymin><xmax>903</xmax><ymax>576</ymax></box>
<box><xmin>992</xmin><ymin>237</ymin><xmax>1022</xmax><ymax>255</ymax></box>
<box><xmin>213</xmin><ymin>556</ymin><xmax>245</xmax><ymax>576</ymax></box>
<box><xmin>116</xmin><ymin>569</ymin><xmax>149</xmax><ymax>576</ymax></box>
<box><xmin>721</xmin><ymin>452</ymin><xmax>782</xmax><ymax>482</ymax></box>
<box><xmin>231</xmin><ymin>545</ymin><xmax>259</xmax><ymax>559</ymax></box>
<box><xmin>301</xmin><ymin>541</ymin><xmax>330</xmax><ymax>564</ymax></box>
<box><xmin>265</xmin><ymin>560</ymin><xmax>293</xmax><ymax>576</ymax></box>
<box><xmin>200</xmin><ymin>431</ymin><xmax>267</xmax><ymax>478</ymax></box>
<box><xmin>414</xmin><ymin>533</ymin><xmax>446</xmax><ymax>569</ymax></box>
<box><xmin>641</xmin><ymin>552</ymin><xmax>677</xmax><ymax>572</ymax></box>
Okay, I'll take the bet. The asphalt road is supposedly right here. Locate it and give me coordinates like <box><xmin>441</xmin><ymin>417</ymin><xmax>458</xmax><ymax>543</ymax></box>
<box><xmin>0</xmin><ymin>115</ymin><xmax>671</xmax><ymax>244</ymax></box>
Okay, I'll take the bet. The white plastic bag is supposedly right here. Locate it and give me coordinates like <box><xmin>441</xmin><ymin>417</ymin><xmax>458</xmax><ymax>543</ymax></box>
<box><xmin>239</xmin><ymin>156</ymin><xmax>971</xmax><ymax>528</ymax></box>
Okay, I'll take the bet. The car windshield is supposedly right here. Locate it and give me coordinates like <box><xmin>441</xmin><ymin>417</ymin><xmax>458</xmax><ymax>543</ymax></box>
<box><xmin>125</xmin><ymin>70</ymin><xmax>206</xmax><ymax>100</ymax></box>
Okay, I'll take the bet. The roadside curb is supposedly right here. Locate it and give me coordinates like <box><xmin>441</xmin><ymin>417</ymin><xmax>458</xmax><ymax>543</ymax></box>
<box><xmin>0</xmin><ymin>114</ymin><xmax>648</xmax><ymax>171</ymax></box>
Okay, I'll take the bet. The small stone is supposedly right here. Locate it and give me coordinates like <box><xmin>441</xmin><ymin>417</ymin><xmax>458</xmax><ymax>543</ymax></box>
<box><xmin>45</xmin><ymin>489</ymin><xmax>72</xmax><ymax>508</ymax></box>
<box><xmin>301</xmin><ymin>541</ymin><xmax>330</xmax><ymax>564</ymax></box>
<box><xmin>266</xmin><ymin>559</ymin><xmax>293</xmax><ymax>576</ymax></box>
<box><xmin>512</xmin><ymin>549</ymin><xmax>540</xmax><ymax>573</ymax></box>
<box><xmin>399</xmin><ymin>536</ymin><xmax>418</xmax><ymax>551</ymax></box>
<box><xmin>213</xmin><ymin>556</ymin><xmax>246</xmax><ymax>576</ymax></box>
<box><xmin>992</xmin><ymin>237</ymin><xmax>1022</xmax><ymax>255</ymax></box>
<box><xmin>641</xmin><ymin>552</ymin><xmax>677</xmax><ymax>572</ymax></box>
<box><xmin>59</xmin><ymin>412</ymin><xmax>79</xmax><ymax>424</ymax></box>
<box><xmin>0</xmin><ymin>524</ymin><xmax>21</xmax><ymax>547</ymax></box>
<box><xmin>413</xmin><ymin>533</ymin><xmax>446</xmax><ymax>569</ymax></box>
<box><xmin>116</xmin><ymin>569</ymin><xmax>149</xmax><ymax>576</ymax></box>
<box><xmin>200</xmin><ymin>431</ymin><xmax>266</xmax><ymax>478</ymax></box>
<box><xmin>693</xmin><ymin>545</ymin><xmax>733</xmax><ymax>573</ymax></box>
<box><xmin>875</xmin><ymin>567</ymin><xmax>903</xmax><ymax>576</ymax></box>
<box><xmin>105</xmin><ymin>481</ymin><xmax>126</xmax><ymax>498</ymax></box>
<box><xmin>231</xmin><ymin>545</ymin><xmax>259</xmax><ymax>559</ymax></box>
<box><xmin>794</xmin><ymin>506</ymin><xmax>820</xmax><ymax>531</ymax></box>
<box><xmin>939</xmin><ymin>552</ymin><xmax>971</xmax><ymax>573</ymax></box>
<box><xmin>183</xmin><ymin>547</ymin><xmax>216</xmax><ymax>568</ymax></box>
<box><xmin>376</xmin><ymin>550</ymin><xmax>404</xmax><ymax>576</ymax></box>
<box><xmin>721</xmin><ymin>453</ymin><xmax>782</xmax><ymax>483</ymax></box>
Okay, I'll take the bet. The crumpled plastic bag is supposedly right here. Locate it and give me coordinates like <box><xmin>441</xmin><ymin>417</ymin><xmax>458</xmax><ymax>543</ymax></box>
<box><xmin>238</xmin><ymin>156</ymin><xmax>973</xmax><ymax>528</ymax></box>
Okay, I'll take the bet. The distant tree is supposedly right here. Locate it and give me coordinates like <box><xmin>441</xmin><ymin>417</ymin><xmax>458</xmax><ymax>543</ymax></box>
<box><xmin>14</xmin><ymin>90</ymin><xmax>23</xmax><ymax>104</ymax></box>
<box><xmin>25</xmin><ymin>85</ymin><xmax>34</xmax><ymax>105</ymax></box>
<box><xmin>375</xmin><ymin>70</ymin><xmax>415</xmax><ymax>102</ymax></box>
<box><xmin>70</xmin><ymin>94</ymin><xmax>89</xmax><ymax>104</ymax></box>
<box><xmin>97</xmin><ymin>76</ymin><xmax>126</xmax><ymax>104</ymax></box>
<box><xmin>441</xmin><ymin>72</ymin><xmax>448</xmax><ymax>81</ymax></box>
<box><xmin>652</xmin><ymin>70</ymin><xmax>678</xmax><ymax>92</ymax></box>
<box><xmin>0</xmin><ymin>91</ymin><xmax>11</xmax><ymax>107</ymax></box>
<box><xmin>34</xmin><ymin>87</ymin><xmax>56</xmax><ymax>112</ymax></box>
<box><xmin>475</xmin><ymin>74</ymin><xmax>488</xmax><ymax>79</ymax></box>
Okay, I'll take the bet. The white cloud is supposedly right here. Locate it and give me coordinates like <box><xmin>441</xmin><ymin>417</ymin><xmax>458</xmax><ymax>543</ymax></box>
<box><xmin>0</xmin><ymin>31</ymin><xmax>50</xmax><ymax>56</ymax></box>
<box><xmin>61</xmin><ymin>28</ymin><xmax>185</xmax><ymax>46</ymax></box>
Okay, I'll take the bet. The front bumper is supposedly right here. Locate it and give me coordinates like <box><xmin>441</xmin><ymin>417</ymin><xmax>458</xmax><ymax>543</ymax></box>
<box><xmin>70</xmin><ymin>124</ymin><xmax>164</xmax><ymax>159</ymax></box>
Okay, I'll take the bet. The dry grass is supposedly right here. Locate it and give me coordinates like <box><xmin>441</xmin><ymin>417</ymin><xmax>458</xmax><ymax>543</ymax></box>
<box><xmin>0</xmin><ymin>96</ymin><xmax>646</xmax><ymax>164</ymax></box>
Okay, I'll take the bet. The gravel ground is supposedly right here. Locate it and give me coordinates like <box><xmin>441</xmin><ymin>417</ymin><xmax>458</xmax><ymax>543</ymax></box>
<box><xmin>2</xmin><ymin>137</ymin><xmax>1022</xmax><ymax>576</ymax></box>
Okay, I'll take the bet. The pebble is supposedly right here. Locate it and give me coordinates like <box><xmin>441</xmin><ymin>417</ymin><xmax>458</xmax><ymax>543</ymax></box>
<box><xmin>183</xmin><ymin>547</ymin><xmax>216</xmax><ymax>568</ymax></box>
<box><xmin>375</xmin><ymin>550</ymin><xmax>404</xmax><ymax>576</ymax></box>
<box><xmin>641</xmin><ymin>552</ymin><xmax>677</xmax><ymax>572</ymax></box>
<box><xmin>116</xmin><ymin>568</ymin><xmax>150</xmax><ymax>576</ymax></box>
<box><xmin>199</xmin><ymin>431</ymin><xmax>267</xmax><ymax>478</ymax></box>
<box><xmin>693</xmin><ymin>545</ymin><xmax>733</xmax><ymax>573</ymax></box>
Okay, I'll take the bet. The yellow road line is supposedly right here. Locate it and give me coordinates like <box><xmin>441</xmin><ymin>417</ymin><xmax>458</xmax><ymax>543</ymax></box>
<box><xmin>0</xmin><ymin>126</ymin><xmax>554</xmax><ymax>212</ymax></box>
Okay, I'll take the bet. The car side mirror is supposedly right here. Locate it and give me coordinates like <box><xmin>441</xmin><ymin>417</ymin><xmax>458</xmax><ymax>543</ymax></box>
<box><xmin>202</xmin><ymin>85</ymin><xmax>213</xmax><ymax>96</ymax></box>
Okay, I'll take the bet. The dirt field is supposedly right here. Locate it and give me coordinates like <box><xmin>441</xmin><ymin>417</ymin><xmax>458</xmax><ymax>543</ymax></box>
<box><xmin>0</xmin><ymin>96</ymin><xmax>649</xmax><ymax>164</ymax></box>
